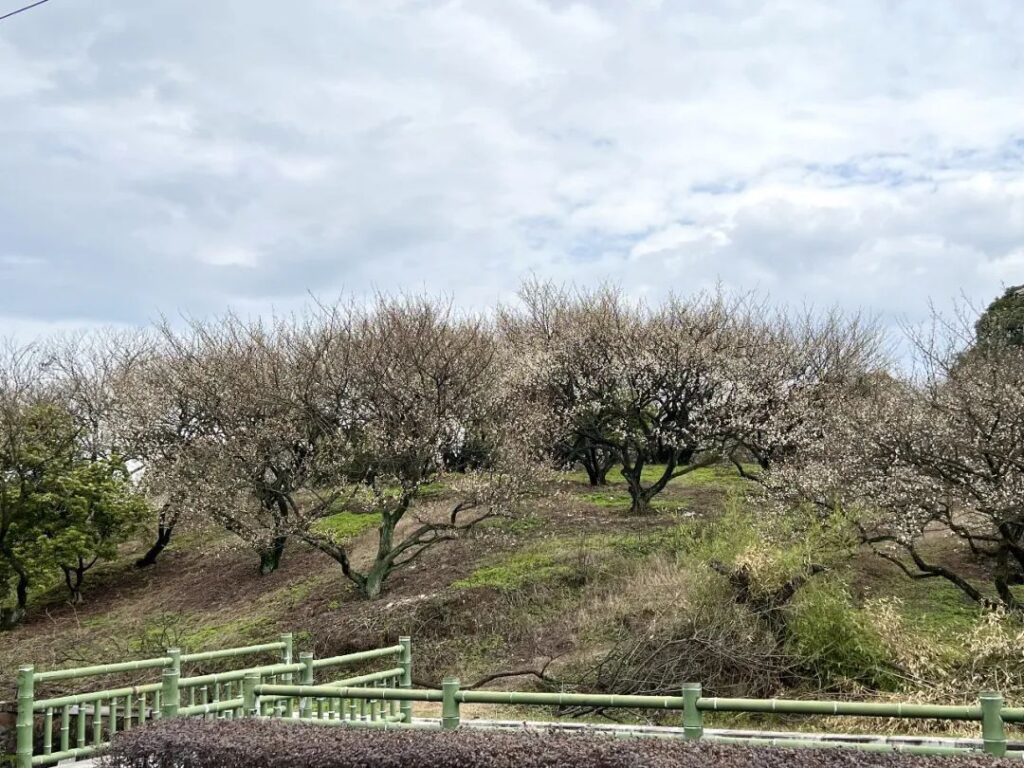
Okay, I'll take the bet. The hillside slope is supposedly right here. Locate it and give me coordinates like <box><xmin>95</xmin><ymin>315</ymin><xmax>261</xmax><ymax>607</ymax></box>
<box><xmin>0</xmin><ymin>468</ymin><xmax>736</xmax><ymax>692</ymax></box>
<box><xmin>0</xmin><ymin>464</ymin><xmax>989</xmax><ymax>732</ymax></box>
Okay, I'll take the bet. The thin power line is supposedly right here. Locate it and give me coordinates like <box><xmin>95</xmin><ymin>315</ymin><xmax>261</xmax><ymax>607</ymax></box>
<box><xmin>0</xmin><ymin>0</ymin><xmax>52</xmax><ymax>23</ymax></box>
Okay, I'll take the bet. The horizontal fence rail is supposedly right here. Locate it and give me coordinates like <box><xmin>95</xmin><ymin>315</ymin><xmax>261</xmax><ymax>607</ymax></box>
<box><xmin>245</xmin><ymin>678</ymin><xmax>1021</xmax><ymax>759</ymax></box>
<box><xmin>12</xmin><ymin>634</ymin><xmax>1023</xmax><ymax>764</ymax></box>
<box><xmin>14</xmin><ymin>634</ymin><xmax>412</xmax><ymax>768</ymax></box>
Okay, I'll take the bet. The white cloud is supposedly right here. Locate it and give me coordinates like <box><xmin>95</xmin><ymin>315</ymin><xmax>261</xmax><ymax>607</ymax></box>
<box><xmin>197</xmin><ymin>245</ymin><xmax>260</xmax><ymax>269</ymax></box>
<box><xmin>0</xmin><ymin>0</ymin><xmax>1021</xmax><ymax>336</ymax></box>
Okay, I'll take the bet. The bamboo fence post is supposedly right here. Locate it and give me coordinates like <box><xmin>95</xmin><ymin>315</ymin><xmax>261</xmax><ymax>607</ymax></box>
<box><xmin>280</xmin><ymin>633</ymin><xmax>293</xmax><ymax>717</ymax></box>
<box><xmin>243</xmin><ymin>672</ymin><xmax>260</xmax><ymax>718</ymax></box>
<box><xmin>389</xmin><ymin>675</ymin><xmax>398</xmax><ymax>719</ymax></box>
<box><xmin>399</xmin><ymin>637</ymin><xmax>413</xmax><ymax>723</ymax></box>
<box><xmin>300</xmin><ymin>652</ymin><xmax>314</xmax><ymax>718</ymax></box>
<box><xmin>441</xmin><ymin>677</ymin><xmax>460</xmax><ymax>730</ymax></box>
<box><xmin>16</xmin><ymin>666</ymin><xmax>34</xmax><ymax>768</ymax></box>
<box><xmin>980</xmin><ymin>690</ymin><xmax>1006</xmax><ymax>757</ymax></box>
<box><xmin>161</xmin><ymin>648</ymin><xmax>181</xmax><ymax>718</ymax></box>
<box><xmin>682</xmin><ymin>682</ymin><xmax>703</xmax><ymax>740</ymax></box>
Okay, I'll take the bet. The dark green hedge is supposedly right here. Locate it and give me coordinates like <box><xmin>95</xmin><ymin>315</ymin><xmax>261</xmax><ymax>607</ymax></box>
<box><xmin>102</xmin><ymin>719</ymin><xmax>1012</xmax><ymax>768</ymax></box>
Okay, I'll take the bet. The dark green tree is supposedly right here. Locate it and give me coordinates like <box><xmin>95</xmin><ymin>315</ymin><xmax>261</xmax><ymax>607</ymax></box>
<box><xmin>976</xmin><ymin>284</ymin><xmax>1024</xmax><ymax>347</ymax></box>
<box><xmin>1</xmin><ymin>400</ymin><xmax>145</xmax><ymax>627</ymax></box>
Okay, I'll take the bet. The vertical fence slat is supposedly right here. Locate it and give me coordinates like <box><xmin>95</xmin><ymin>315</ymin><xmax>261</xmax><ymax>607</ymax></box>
<box><xmin>60</xmin><ymin>705</ymin><xmax>70</xmax><ymax>752</ymax></box>
<box><xmin>76</xmin><ymin>704</ymin><xmax>86</xmax><ymax>747</ymax></box>
<box><xmin>43</xmin><ymin>707</ymin><xmax>53</xmax><ymax>755</ymax></box>
<box><xmin>92</xmin><ymin>701</ymin><xmax>102</xmax><ymax>745</ymax></box>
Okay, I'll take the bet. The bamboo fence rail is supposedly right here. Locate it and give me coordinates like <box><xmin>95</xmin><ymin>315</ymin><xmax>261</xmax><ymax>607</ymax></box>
<box><xmin>12</xmin><ymin>633</ymin><xmax>1024</xmax><ymax>765</ymax></box>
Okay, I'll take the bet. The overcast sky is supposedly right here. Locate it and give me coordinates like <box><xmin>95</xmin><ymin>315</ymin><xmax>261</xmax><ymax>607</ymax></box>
<box><xmin>1</xmin><ymin>0</ymin><xmax>1022</xmax><ymax>338</ymax></box>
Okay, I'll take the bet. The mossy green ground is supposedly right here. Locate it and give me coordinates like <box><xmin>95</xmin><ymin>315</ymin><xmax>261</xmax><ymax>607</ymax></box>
<box><xmin>312</xmin><ymin>510</ymin><xmax>380</xmax><ymax>540</ymax></box>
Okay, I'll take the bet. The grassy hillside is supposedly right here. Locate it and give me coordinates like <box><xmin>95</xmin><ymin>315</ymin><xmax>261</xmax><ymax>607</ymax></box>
<box><xmin>0</xmin><ymin>464</ymin><xmax>1003</xmax><ymax>734</ymax></box>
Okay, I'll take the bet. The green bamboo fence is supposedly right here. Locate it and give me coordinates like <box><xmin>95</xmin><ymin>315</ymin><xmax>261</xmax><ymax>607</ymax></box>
<box><xmin>250</xmin><ymin>678</ymin><xmax>1023</xmax><ymax>759</ymax></box>
<box><xmin>14</xmin><ymin>633</ymin><xmax>411</xmax><ymax>768</ymax></box>
<box><xmin>14</xmin><ymin>635</ymin><xmax>1024</xmax><ymax>764</ymax></box>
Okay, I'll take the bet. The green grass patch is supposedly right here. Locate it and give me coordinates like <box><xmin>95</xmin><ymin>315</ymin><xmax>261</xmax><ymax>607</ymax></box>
<box><xmin>454</xmin><ymin>550</ymin><xmax>572</xmax><ymax>591</ymax></box>
<box><xmin>180</xmin><ymin>614</ymin><xmax>268</xmax><ymax>652</ymax></box>
<box><xmin>257</xmin><ymin>573</ymin><xmax>331</xmax><ymax>612</ymax></box>
<box><xmin>417</xmin><ymin>481</ymin><xmax>447</xmax><ymax>499</ymax></box>
<box><xmin>312</xmin><ymin>511</ymin><xmax>379</xmax><ymax>541</ymax></box>
<box><xmin>859</xmin><ymin>566</ymin><xmax>983</xmax><ymax>639</ymax></box>
<box><xmin>587</xmin><ymin>524</ymin><xmax>695</xmax><ymax>558</ymax></box>
<box><xmin>676</xmin><ymin>463</ymin><xmax>757</xmax><ymax>491</ymax></box>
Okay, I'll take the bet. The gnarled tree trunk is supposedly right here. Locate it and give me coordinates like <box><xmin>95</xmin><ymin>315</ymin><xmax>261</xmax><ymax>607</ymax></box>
<box><xmin>580</xmin><ymin>442</ymin><xmax>615</xmax><ymax>486</ymax></box>
<box><xmin>61</xmin><ymin>555</ymin><xmax>97</xmax><ymax>605</ymax></box>
<box><xmin>135</xmin><ymin>520</ymin><xmax>175</xmax><ymax>568</ymax></box>
<box><xmin>258</xmin><ymin>536</ymin><xmax>288</xmax><ymax>575</ymax></box>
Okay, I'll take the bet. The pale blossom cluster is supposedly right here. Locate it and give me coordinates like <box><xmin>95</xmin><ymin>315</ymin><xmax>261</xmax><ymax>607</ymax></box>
<box><xmin>767</xmin><ymin>316</ymin><xmax>1024</xmax><ymax>612</ymax></box>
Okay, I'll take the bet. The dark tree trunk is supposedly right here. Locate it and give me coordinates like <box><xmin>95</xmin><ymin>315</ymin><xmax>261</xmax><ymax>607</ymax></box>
<box><xmin>62</xmin><ymin>555</ymin><xmax>97</xmax><ymax>605</ymax></box>
<box><xmin>0</xmin><ymin>572</ymin><xmax>29</xmax><ymax>630</ymax></box>
<box><xmin>581</xmin><ymin>445</ymin><xmax>614</xmax><ymax>486</ymax></box>
<box><xmin>622</xmin><ymin>452</ymin><xmax>678</xmax><ymax>515</ymax></box>
<box><xmin>135</xmin><ymin>522</ymin><xmax>175</xmax><ymax>568</ymax></box>
<box><xmin>994</xmin><ymin>546</ymin><xmax>1024</xmax><ymax>612</ymax></box>
<box><xmin>258</xmin><ymin>536</ymin><xmax>288</xmax><ymax>575</ymax></box>
<box><xmin>361</xmin><ymin>563</ymin><xmax>388</xmax><ymax>600</ymax></box>
<box><xmin>303</xmin><ymin>501</ymin><xmax>410</xmax><ymax>600</ymax></box>
<box><xmin>625</xmin><ymin>474</ymin><xmax>654</xmax><ymax>514</ymax></box>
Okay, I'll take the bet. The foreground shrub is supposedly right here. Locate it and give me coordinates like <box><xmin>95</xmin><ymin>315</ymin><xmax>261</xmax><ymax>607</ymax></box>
<box><xmin>786</xmin><ymin>579</ymin><xmax>899</xmax><ymax>692</ymax></box>
<box><xmin>574</xmin><ymin>561</ymin><xmax>793</xmax><ymax>700</ymax></box>
<box><xmin>103</xmin><ymin>718</ymin><xmax>1019</xmax><ymax>768</ymax></box>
